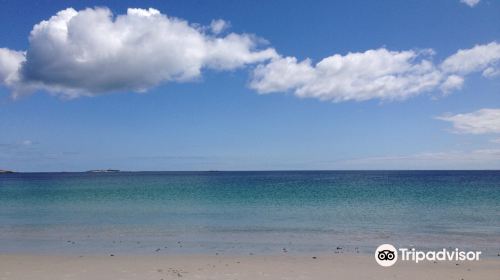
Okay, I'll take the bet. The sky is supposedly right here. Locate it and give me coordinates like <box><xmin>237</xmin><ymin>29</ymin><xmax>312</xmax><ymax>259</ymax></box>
<box><xmin>0</xmin><ymin>0</ymin><xmax>500</xmax><ymax>171</ymax></box>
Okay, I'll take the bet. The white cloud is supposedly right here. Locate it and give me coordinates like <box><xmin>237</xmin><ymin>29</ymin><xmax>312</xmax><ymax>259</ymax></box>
<box><xmin>0</xmin><ymin>48</ymin><xmax>25</xmax><ymax>86</ymax></box>
<box><xmin>1</xmin><ymin>7</ymin><xmax>499</xmax><ymax>103</ymax></box>
<box><xmin>441</xmin><ymin>42</ymin><xmax>500</xmax><ymax>76</ymax></box>
<box><xmin>490</xmin><ymin>138</ymin><xmax>500</xmax><ymax>144</ymax></box>
<box><xmin>440</xmin><ymin>75</ymin><xmax>464</xmax><ymax>93</ymax></box>
<box><xmin>22</xmin><ymin>140</ymin><xmax>33</xmax><ymax>146</ymax></box>
<box><xmin>482</xmin><ymin>66</ymin><xmax>500</xmax><ymax>78</ymax></box>
<box><xmin>251</xmin><ymin>49</ymin><xmax>444</xmax><ymax>102</ymax></box>
<box><xmin>251</xmin><ymin>41</ymin><xmax>500</xmax><ymax>102</ymax></box>
<box><xmin>437</xmin><ymin>108</ymin><xmax>500</xmax><ymax>134</ymax></box>
<box><xmin>250</xmin><ymin>56</ymin><xmax>316</xmax><ymax>94</ymax></box>
<box><xmin>210</xmin><ymin>19</ymin><xmax>230</xmax><ymax>34</ymax></box>
<box><xmin>0</xmin><ymin>7</ymin><xmax>277</xmax><ymax>98</ymax></box>
<box><xmin>460</xmin><ymin>0</ymin><xmax>480</xmax><ymax>7</ymax></box>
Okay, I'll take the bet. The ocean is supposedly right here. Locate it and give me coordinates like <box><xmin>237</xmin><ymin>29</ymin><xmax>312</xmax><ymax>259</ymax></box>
<box><xmin>0</xmin><ymin>171</ymin><xmax>499</xmax><ymax>256</ymax></box>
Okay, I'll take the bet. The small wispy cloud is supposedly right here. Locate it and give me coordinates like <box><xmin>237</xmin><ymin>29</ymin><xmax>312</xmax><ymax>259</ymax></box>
<box><xmin>0</xmin><ymin>139</ymin><xmax>36</xmax><ymax>150</ymax></box>
<box><xmin>490</xmin><ymin>138</ymin><xmax>500</xmax><ymax>144</ymax></box>
<box><xmin>460</xmin><ymin>0</ymin><xmax>480</xmax><ymax>7</ymax></box>
<box><xmin>441</xmin><ymin>42</ymin><xmax>500</xmax><ymax>76</ymax></box>
<box><xmin>21</xmin><ymin>140</ymin><xmax>33</xmax><ymax>146</ymax></box>
<box><xmin>210</xmin><ymin>19</ymin><xmax>230</xmax><ymax>34</ymax></box>
<box><xmin>436</xmin><ymin>108</ymin><xmax>500</xmax><ymax>134</ymax></box>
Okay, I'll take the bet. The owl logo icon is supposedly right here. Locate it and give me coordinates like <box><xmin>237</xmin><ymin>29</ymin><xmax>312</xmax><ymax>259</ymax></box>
<box><xmin>375</xmin><ymin>244</ymin><xmax>398</xmax><ymax>267</ymax></box>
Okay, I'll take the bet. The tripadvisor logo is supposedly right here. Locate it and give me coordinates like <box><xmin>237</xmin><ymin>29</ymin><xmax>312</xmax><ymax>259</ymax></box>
<box><xmin>375</xmin><ymin>244</ymin><xmax>398</xmax><ymax>267</ymax></box>
<box><xmin>375</xmin><ymin>244</ymin><xmax>482</xmax><ymax>267</ymax></box>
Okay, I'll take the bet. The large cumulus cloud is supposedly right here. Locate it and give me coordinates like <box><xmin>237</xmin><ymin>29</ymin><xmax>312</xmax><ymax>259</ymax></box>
<box><xmin>0</xmin><ymin>7</ymin><xmax>277</xmax><ymax>98</ymax></box>
<box><xmin>250</xmin><ymin>49</ymin><xmax>444</xmax><ymax>102</ymax></box>
<box><xmin>1</xmin><ymin>7</ymin><xmax>499</xmax><ymax>103</ymax></box>
<box><xmin>249</xmin><ymin>42</ymin><xmax>500</xmax><ymax>102</ymax></box>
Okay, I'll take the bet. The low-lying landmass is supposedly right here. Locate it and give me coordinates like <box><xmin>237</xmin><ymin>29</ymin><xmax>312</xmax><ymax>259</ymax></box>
<box><xmin>86</xmin><ymin>169</ymin><xmax>121</xmax><ymax>173</ymax></box>
<box><xmin>0</xmin><ymin>169</ymin><xmax>14</xmax><ymax>174</ymax></box>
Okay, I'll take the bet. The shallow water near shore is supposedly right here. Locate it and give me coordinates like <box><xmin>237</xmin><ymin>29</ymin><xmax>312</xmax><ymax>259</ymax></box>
<box><xmin>1</xmin><ymin>171</ymin><xmax>499</xmax><ymax>256</ymax></box>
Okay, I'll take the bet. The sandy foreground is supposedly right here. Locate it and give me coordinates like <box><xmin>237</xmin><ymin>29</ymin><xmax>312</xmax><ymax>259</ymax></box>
<box><xmin>0</xmin><ymin>254</ymin><xmax>499</xmax><ymax>280</ymax></box>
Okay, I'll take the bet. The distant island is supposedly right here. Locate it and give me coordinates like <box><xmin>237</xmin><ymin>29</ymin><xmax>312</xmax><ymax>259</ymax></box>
<box><xmin>86</xmin><ymin>169</ymin><xmax>120</xmax><ymax>173</ymax></box>
<box><xmin>0</xmin><ymin>170</ymin><xmax>15</xmax><ymax>174</ymax></box>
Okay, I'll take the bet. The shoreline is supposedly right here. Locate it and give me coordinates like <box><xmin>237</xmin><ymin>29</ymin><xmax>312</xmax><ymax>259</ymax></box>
<box><xmin>2</xmin><ymin>251</ymin><xmax>499</xmax><ymax>259</ymax></box>
<box><xmin>1</xmin><ymin>253</ymin><xmax>498</xmax><ymax>280</ymax></box>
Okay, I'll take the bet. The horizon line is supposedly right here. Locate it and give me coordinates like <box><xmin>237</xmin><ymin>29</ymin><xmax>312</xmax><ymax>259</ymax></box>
<box><xmin>2</xmin><ymin>169</ymin><xmax>500</xmax><ymax>173</ymax></box>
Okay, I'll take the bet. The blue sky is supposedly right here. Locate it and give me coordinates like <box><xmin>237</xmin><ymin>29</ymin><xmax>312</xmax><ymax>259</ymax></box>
<box><xmin>1</xmin><ymin>0</ymin><xmax>500</xmax><ymax>171</ymax></box>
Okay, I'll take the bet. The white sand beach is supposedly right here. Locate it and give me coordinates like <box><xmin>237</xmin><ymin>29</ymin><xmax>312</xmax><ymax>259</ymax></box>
<box><xmin>1</xmin><ymin>254</ymin><xmax>498</xmax><ymax>280</ymax></box>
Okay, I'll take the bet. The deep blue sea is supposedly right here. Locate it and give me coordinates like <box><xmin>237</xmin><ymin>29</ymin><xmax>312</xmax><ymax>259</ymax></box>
<box><xmin>0</xmin><ymin>171</ymin><xmax>499</xmax><ymax>256</ymax></box>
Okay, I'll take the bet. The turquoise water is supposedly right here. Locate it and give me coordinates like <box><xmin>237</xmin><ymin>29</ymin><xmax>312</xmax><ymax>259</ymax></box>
<box><xmin>0</xmin><ymin>171</ymin><xmax>499</xmax><ymax>256</ymax></box>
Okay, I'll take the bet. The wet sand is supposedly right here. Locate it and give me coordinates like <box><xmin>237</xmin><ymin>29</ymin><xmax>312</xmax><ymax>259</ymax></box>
<box><xmin>0</xmin><ymin>254</ymin><xmax>498</xmax><ymax>280</ymax></box>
